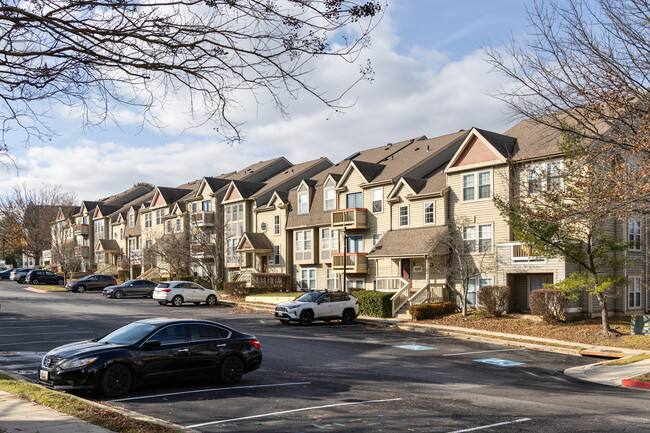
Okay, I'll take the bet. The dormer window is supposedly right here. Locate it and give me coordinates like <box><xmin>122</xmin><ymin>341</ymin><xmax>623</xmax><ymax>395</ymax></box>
<box><xmin>129</xmin><ymin>211</ymin><xmax>135</xmax><ymax>228</ymax></box>
<box><xmin>324</xmin><ymin>179</ymin><xmax>336</xmax><ymax>211</ymax></box>
<box><xmin>298</xmin><ymin>184</ymin><xmax>309</xmax><ymax>215</ymax></box>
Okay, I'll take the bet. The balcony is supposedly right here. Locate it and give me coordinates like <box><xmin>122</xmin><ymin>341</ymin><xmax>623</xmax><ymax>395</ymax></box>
<box><xmin>332</xmin><ymin>253</ymin><xmax>368</xmax><ymax>274</ymax></box>
<box><xmin>191</xmin><ymin>244</ymin><xmax>215</xmax><ymax>258</ymax></box>
<box><xmin>73</xmin><ymin>224</ymin><xmax>89</xmax><ymax>236</ymax></box>
<box><xmin>129</xmin><ymin>249</ymin><xmax>142</xmax><ymax>262</ymax></box>
<box><xmin>331</xmin><ymin>208</ymin><xmax>367</xmax><ymax>230</ymax></box>
<box><xmin>191</xmin><ymin>212</ymin><xmax>215</xmax><ymax>227</ymax></box>
<box><xmin>74</xmin><ymin>245</ymin><xmax>90</xmax><ymax>259</ymax></box>
<box><xmin>511</xmin><ymin>243</ymin><xmax>546</xmax><ymax>263</ymax></box>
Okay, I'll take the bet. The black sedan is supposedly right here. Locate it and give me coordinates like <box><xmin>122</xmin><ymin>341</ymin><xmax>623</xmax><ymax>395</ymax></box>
<box><xmin>25</xmin><ymin>269</ymin><xmax>65</xmax><ymax>285</ymax></box>
<box><xmin>39</xmin><ymin>318</ymin><xmax>262</xmax><ymax>398</ymax></box>
<box><xmin>0</xmin><ymin>269</ymin><xmax>12</xmax><ymax>280</ymax></box>
<box><xmin>102</xmin><ymin>279</ymin><xmax>156</xmax><ymax>299</ymax></box>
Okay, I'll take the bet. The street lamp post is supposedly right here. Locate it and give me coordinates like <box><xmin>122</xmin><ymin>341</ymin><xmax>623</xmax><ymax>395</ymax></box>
<box><xmin>341</xmin><ymin>228</ymin><xmax>348</xmax><ymax>293</ymax></box>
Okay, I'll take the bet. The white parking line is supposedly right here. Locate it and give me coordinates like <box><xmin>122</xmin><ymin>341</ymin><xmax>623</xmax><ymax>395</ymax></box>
<box><xmin>550</xmin><ymin>376</ymin><xmax>568</xmax><ymax>382</ymax></box>
<box><xmin>523</xmin><ymin>371</ymin><xmax>540</xmax><ymax>378</ymax></box>
<box><xmin>109</xmin><ymin>382</ymin><xmax>312</xmax><ymax>402</ymax></box>
<box><xmin>187</xmin><ymin>398</ymin><xmax>402</xmax><ymax>428</ymax></box>
<box><xmin>442</xmin><ymin>348</ymin><xmax>527</xmax><ymax>357</ymax></box>
<box><xmin>447</xmin><ymin>418</ymin><xmax>532</xmax><ymax>432</ymax></box>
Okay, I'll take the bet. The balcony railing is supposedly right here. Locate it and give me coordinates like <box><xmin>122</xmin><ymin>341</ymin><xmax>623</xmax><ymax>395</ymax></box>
<box><xmin>129</xmin><ymin>249</ymin><xmax>142</xmax><ymax>262</ymax></box>
<box><xmin>74</xmin><ymin>245</ymin><xmax>89</xmax><ymax>259</ymax></box>
<box><xmin>376</xmin><ymin>276</ymin><xmax>409</xmax><ymax>291</ymax></box>
<box><xmin>73</xmin><ymin>224</ymin><xmax>89</xmax><ymax>236</ymax></box>
<box><xmin>191</xmin><ymin>244</ymin><xmax>215</xmax><ymax>258</ymax></box>
<box><xmin>191</xmin><ymin>212</ymin><xmax>215</xmax><ymax>227</ymax></box>
<box><xmin>331</xmin><ymin>208</ymin><xmax>367</xmax><ymax>230</ymax></box>
<box><xmin>332</xmin><ymin>253</ymin><xmax>368</xmax><ymax>273</ymax></box>
<box><xmin>512</xmin><ymin>243</ymin><xmax>546</xmax><ymax>263</ymax></box>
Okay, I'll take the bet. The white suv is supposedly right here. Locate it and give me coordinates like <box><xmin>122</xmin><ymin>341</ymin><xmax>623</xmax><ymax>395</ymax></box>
<box><xmin>153</xmin><ymin>281</ymin><xmax>218</xmax><ymax>307</ymax></box>
<box><xmin>275</xmin><ymin>291</ymin><xmax>359</xmax><ymax>326</ymax></box>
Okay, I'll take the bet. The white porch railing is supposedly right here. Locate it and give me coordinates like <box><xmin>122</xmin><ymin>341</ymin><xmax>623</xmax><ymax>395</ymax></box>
<box><xmin>408</xmin><ymin>283</ymin><xmax>445</xmax><ymax>306</ymax></box>
<box><xmin>376</xmin><ymin>276</ymin><xmax>408</xmax><ymax>292</ymax></box>
<box><xmin>235</xmin><ymin>270</ymin><xmax>254</xmax><ymax>286</ymax></box>
<box><xmin>139</xmin><ymin>267</ymin><xmax>161</xmax><ymax>280</ymax></box>
<box><xmin>390</xmin><ymin>279</ymin><xmax>412</xmax><ymax>317</ymax></box>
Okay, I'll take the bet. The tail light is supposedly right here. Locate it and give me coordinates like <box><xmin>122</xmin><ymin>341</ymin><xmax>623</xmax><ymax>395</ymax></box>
<box><xmin>356</xmin><ymin>300</ymin><xmax>360</xmax><ymax>305</ymax></box>
<box><xmin>246</xmin><ymin>339</ymin><xmax>260</xmax><ymax>349</ymax></box>
<box><xmin>161</xmin><ymin>289</ymin><xmax>172</xmax><ymax>292</ymax></box>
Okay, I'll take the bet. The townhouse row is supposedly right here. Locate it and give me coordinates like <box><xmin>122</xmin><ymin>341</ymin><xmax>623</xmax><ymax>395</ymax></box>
<box><xmin>47</xmin><ymin>118</ymin><xmax>650</xmax><ymax>317</ymax></box>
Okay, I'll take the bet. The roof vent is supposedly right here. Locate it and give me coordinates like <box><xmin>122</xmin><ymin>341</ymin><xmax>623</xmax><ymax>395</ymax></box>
<box><xmin>427</xmin><ymin>145</ymin><xmax>430</xmax><ymax>152</ymax></box>
<box><xmin>414</xmin><ymin>147</ymin><xmax>420</xmax><ymax>151</ymax></box>
<box><xmin>387</xmin><ymin>143</ymin><xmax>392</xmax><ymax>147</ymax></box>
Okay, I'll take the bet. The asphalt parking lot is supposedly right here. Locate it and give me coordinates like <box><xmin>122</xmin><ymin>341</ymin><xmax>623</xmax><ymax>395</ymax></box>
<box><xmin>2</xmin><ymin>280</ymin><xmax>650</xmax><ymax>432</ymax></box>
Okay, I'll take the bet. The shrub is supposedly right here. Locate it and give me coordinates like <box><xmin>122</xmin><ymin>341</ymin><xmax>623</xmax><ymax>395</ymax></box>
<box><xmin>355</xmin><ymin>290</ymin><xmax>393</xmax><ymax>317</ymax></box>
<box><xmin>409</xmin><ymin>301</ymin><xmax>456</xmax><ymax>321</ymax></box>
<box><xmin>530</xmin><ymin>289</ymin><xmax>567</xmax><ymax>322</ymax></box>
<box><xmin>178</xmin><ymin>275</ymin><xmax>195</xmax><ymax>282</ymax></box>
<box><xmin>223</xmin><ymin>281</ymin><xmax>250</xmax><ymax>297</ymax></box>
<box><xmin>478</xmin><ymin>285</ymin><xmax>510</xmax><ymax>317</ymax></box>
<box><xmin>117</xmin><ymin>270</ymin><xmax>129</xmax><ymax>282</ymax></box>
<box><xmin>216</xmin><ymin>279</ymin><xmax>224</xmax><ymax>291</ymax></box>
<box><xmin>251</xmin><ymin>273</ymin><xmax>292</xmax><ymax>292</ymax></box>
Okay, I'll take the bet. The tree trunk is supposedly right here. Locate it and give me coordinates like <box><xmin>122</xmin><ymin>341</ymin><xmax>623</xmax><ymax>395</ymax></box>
<box><xmin>595</xmin><ymin>291</ymin><xmax>612</xmax><ymax>334</ymax></box>
<box><xmin>461</xmin><ymin>280</ymin><xmax>468</xmax><ymax>316</ymax></box>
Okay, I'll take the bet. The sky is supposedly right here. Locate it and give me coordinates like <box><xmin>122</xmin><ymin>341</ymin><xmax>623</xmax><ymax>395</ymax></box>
<box><xmin>0</xmin><ymin>0</ymin><xmax>531</xmax><ymax>200</ymax></box>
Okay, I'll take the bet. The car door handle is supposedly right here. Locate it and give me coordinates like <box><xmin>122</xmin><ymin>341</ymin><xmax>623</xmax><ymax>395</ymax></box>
<box><xmin>216</xmin><ymin>344</ymin><xmax>226</xmax><ymax>347</ymax></box>
<box><xmin>177</xmin><ymin>348</ymin><xmax>190</xmax><ymax>355</ymax></box>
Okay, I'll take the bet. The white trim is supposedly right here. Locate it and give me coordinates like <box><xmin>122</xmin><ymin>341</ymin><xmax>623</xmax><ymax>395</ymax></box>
<box><xmin>423</xmin><ymin>201</ymin><xmax>435</xmax><ymax>225</ymax></box>
<box><xmin>398</xmin><ymin>204</ymin><xmax>409</xmax><ymax>227</ymax></box>
<box><xmin>444</xmin><ymin>128</ymin><xmax>507</xmax><ymax>174</ymax></box>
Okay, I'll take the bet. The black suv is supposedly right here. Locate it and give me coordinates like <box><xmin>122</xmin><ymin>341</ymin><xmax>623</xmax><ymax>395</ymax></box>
<box><xmin>66</xmin><ymin>275</ymin><xmax>117</xmax><ymax>293</ymax></box>
<box><xmin>26</xmin><ymin>270</ymin><xmax>65</xmax><ymax>285</ymax></box>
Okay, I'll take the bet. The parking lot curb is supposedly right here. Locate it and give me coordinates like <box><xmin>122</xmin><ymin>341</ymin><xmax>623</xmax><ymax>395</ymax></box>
<box><xmin>0</xmin><ymin>367</ymin><xmax>200</xmax><ymax>433</ymax></box>
<box><xmin>622</xmin><ymin>379</ymin><xmax>650</xmax><ymax>390</ymax></box>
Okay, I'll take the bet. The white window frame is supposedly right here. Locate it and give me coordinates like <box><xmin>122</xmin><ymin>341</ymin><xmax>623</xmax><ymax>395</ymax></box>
<box><xmin>324</xmin><ymin>187</ymin><xmax>336</xmax><ymax>211</ymax></box>
<box><xmin>120</xmin><ymin>228</ymin><xmax>124</xmax><ymax>240</ymax></box>
<box><xmin>326</xmin><ymin>268</ymin><xmax>338</xmax><ymax>291</ymax></box>
<box><xmin>176</xmin><ymin>218</ymin><xmax>181</xmax><ymax>232</ymax></box>
<box><xmin>628</xmin><ymin>218</ymin><xmax>642</xmax><ymax>251</ymax></box>
<box><xmin>144</xmin><ymin>213</ymin><xmax>152</xmax><ymax>228</ymax></box>
<box><xmin>321</xmin><ymin>228</ymin><xmax>338</xmax><ymax>260</ymax></box>
<box><xmin>478</xmin><ymin>224</ymin><xmax>493</xmax><ymax>253</ymax></box>
<box><xmin>424</xmin><ymin>202</ymin><xmax>435</xmax><ymax>225</ymax></box>
<box><xmin>372</xmin><ymin>233</ymin><xmax>382</xmax><ymax>247</ymax></box>
<box><xmin>166</xmin><ymin>220</ymin><xmax>172</xmax><ymax>233</ymax></box>
<box><xmin>546</xmin><ymin>161</ymin><xmax>563</xmax><ymax>192</ymax></box>
<box><xmin>527</xmin><ymin>164</ymin><xmax>543</xmax><ymax>195</ymax></box>
<box><xmin>201</xmin><ymin>200</ymin><xmax>211</xmax><ymax>212</ymax></box>
<box><xmin>145</xmin><ymin>240</ymin><xmax>152</xmax><ymax>249</ymax></box>
<box><xmin>346</xmin><ymin>279</ymin><xmax>364</xmax><ymax>290</ymax></box>
<box><xmin>629</xmin><ymin>276</ymin><xmax>642</xmax><ymax>309</ymax></box>
<box><xmin>300</xmin><ymin>268</ymin><xmax>317</xmax><ymax>290</ymax></box>
<box><xmin>129</xmin><ymin>212</ymin><xmax>135</xmax><ymax>228</ymax></box>
<box><xmin>274</xmin><ymin>215</ymin><xmax>280</xmax><ymax>235</ymax></box>
<box><xmin>371</xmin><ymin>187</ymin><xmax>383</xmax><ymax>213</ymax></box>
<box><xmin>462</xmin><ymin>170</ymin><xmax>491</xmax><ymax>202</ymax></box>
<box><xmin>462</xmin><ymin>226</ymin><xmax>476</xmax><ymax>253</ymax></box>
<box><xmin>155</xmin><ymin>209</ymin><xmax>164</xmax><ymax>225</ymax></box>
<box><xmin>399</xmin><ymin>205</ymin><xmax>409</xmax><ymax>227</ymax></box>
<box><xmin>273</xmin><ymin>245</ymin><xmax>280</xmax><ymax>265</ymax></box>
<box><xmin>298</xmin><ymin>191</ymin><xmax>309</xmax><ymax>215</ymax></box>
<box><xmin>467</xmin><ymin>277</ymin><xmax>493</xmax><ymax>307</ymax></box>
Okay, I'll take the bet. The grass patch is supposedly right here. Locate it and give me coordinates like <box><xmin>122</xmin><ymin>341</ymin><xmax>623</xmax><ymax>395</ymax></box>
<box><xmin>0</xmin><ymin>373</ymin><xmax>181</xmax><ymax>433</ymax></box>
<box><xmin>602</xmin><ymin>353</ymin><xmax>650</xmax><ymax>366</ymax></box>
<box><xmin>630</xmin><ymin>373</ymin><xmax>650</xmax><ymax>382</ymax></box>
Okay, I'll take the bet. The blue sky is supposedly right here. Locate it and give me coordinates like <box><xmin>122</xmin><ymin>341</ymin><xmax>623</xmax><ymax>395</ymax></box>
<box><xmin>1</xmin><ymin>0</ymin><xmax>531</xmax><ymax>199</ymax></box>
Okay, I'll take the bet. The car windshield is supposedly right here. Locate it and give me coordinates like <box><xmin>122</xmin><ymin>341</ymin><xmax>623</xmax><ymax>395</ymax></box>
<box><xmin>295</xmin><ymin>292</ymin><xmax>322</xmax><ymax>303</ymax></box>
<box><xmin>98</xmin><ymin>322</ymin><xmax>160</xmax><ymax>345</ymax></box>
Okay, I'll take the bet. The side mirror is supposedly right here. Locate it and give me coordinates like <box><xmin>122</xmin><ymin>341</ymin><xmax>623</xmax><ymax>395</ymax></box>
<box><xmin>143</xmin><ymin>340</ymin><xmax>161</xmax><ymax>349</ymax></box>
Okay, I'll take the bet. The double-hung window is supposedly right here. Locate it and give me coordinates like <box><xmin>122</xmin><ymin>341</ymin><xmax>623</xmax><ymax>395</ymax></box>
<box><xmin>273</xmin><ymin>245</ymin><xmax>280</xmax><ymax>265</ymax></box>
<box><xmin>129</xmin><ymin>212</ymin><xmax>135</xmax><ymax>228</ymax></box>
<box><xmin>478</xmin><ymin>172</ymin><xmax>491</xmax><ymax>198</ymax></box>
<box><xmin>300</xmin><ymin>268</ymin><xmax>316</xmax><ymax>290</ymax></box>
<box><xmin>399</xmin><ymin>205</ymin><xmax>409</xmax><ymax>227</ymax></box>
<box><xmin>467</xmin><ymin>277</ymin><xmax>493</xmax><ymax>307</ymax></box>
<box><xmin>462</xmin><ymin>226</ymin><xmax>476</xmax><ymax>253</ymax></box>
<box><xmin>321</xmin><ymin>228</ymin><xmax>338</xmax><ymax>260</ymax></box>
<box><xmin>324</xmin><ymin>180</ymin><xmax>336</xmax><ymax>211</ymax></box>
<box><xmin>478</xmin><ymin>224</ymin><xmax>493</xmax><ymax>253</ymax></box>
<box><xmin>527</xmin><ymin>164</ymin><xmax>543</xmax><ymax>194</ymax></box>
<box><xmin>295</xmin><ymin>230</ymin><xmax>312</xmax><ymax>261</ymax></box>
<box><xmin>176</xmin><ymin>218</ymin><xmax>181</xmax><ymax>232</ymax></box>
<box><xmin>424</xmin><ymin>202</ymin><xmax>435</xmax><ymax>224</ymax></box>
<box><xmin>201</xmin><ymin>200</ymin><xmax>211</xmax><ymax>212</ymax></box>
<box><xmin>628</xmin><ymin>218</ymin><xmax>641</xmax><ymax>250</ymax></box>
<box><xmin>629</xmin><ymin>276</ymin><xmax>642</xmax><ymax>309</ymax></box>
<box><xmin>326</xmin><ymin>268</ymin><xmax>338</xmax><ymax>290</ymax></box>
<box><xmin>274</xmin><ymin>215</ymin><xmax>280</xmax><ymax>235</ymax></box>
<box><xmin>462</xmin><ymin>174</ymin><xmax>475</xmax><ymax>201</ymax></box>
<box><xmin>346</xmin><ymin>192</ymin><xmax>362</xmax><ymax>208</ymax></box>
<box><xmin>462</xmin><ymin>171</ymin><xmax>491</xmax><ymax>201</ymax></box>
<box><xmin>546</xmin><ymin>161</ymin><xmax>562</xmax><ymax>191</ymax></box>
<box><xmin>155</xmin><ymin>209</ymin><xmax>164</xmax><ymax>225</ymax></box>
<box><xmin>298</xmin><ymin>191</ymin><xmax>309</xmax><ymax>215</ymax></box>
<box><xmin>371</xmin><ymin>188</ymin><xmax>383</xmax><ymax>213</ymax></box>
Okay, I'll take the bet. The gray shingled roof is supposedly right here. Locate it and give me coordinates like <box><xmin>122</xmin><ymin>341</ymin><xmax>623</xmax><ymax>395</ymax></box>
<box><xmin>504</xmin><ymin>119</ymin><xmax>563</xmax><ymax>161</ymax></box>
<box><xmin>351</xmin><ymin>160</ymin><xmax>385</xmax><ymax>183</ymax></box>
<box><xmin>475</xmin><ymin>128</ymin><xmax>517</xmax><ymax>158</ymax></box>
<box><xmin>236</xmin><ymin>232</ymin><xmax>274</xmax><ymax>252</ymax></box>
<box><xmin>156</xmin><ymin>187</ymin><xmax>194</xmax><ymax>205</ymax></box>
<box><xmin>97</xmin><ymin>239</ymin><xmax>120</xmax><ymax>252</ymax></box>
<box><xmin>367</xmin><ymin>226</ymin><xmax>448</xmax><ymax>258</ymax></box>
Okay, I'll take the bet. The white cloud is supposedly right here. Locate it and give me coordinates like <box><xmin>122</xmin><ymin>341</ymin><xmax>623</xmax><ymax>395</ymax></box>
<box><xmin>1</xmin><ymin>4</ymin><xmax>516</xmax><ymax>200</ymax></box>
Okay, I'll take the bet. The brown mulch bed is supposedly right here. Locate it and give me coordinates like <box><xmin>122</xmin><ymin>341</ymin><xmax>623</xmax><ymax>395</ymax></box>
<box><xmin>418</xmin><ymin>312</ymin><xmax>650</xmax><ymax>350</ymax></box>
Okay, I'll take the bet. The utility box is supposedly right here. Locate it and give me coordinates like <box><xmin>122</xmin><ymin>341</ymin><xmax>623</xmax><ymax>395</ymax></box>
<box><xmin>631</xmin><ymin>315</ymin><xmax>650</xmax><ymax>335</ymax></box>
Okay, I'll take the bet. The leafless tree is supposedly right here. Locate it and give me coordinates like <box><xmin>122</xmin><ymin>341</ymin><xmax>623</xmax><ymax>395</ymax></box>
<box><xmin>0</xmin><ymin>184</ymin><xmax>76</xmax><ymax>265</ymax></box>
<box><xmin>189</xmin><ymin>210</ymin><xmax>224</xmax><ymax>289</ymax></box>
<box><xmin>0</xmin><ymin>0</ymin><xmax>383</xmax><ymax>153</ymax></box>
<box><xmin>150</xmin><ymin>232</ymin><xmax>191</xmax><ymax>278</ymax></box>
<box><xmin>50</xmin><ymin>221</ymin><xmax>82</xmax><ymax>278</ymax></box>
<box><xmin>486</xmin><ymin>0</ymin><xmax>650</xmax><ymax>215</ymax></box>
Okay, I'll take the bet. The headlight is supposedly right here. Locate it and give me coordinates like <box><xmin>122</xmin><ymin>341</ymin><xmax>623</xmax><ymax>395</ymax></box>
<box><xmin>59</xmin><ymin>357</ymin><xmax>97</xmax><ymax>370</ymax></box>
<box><xmin>288</xmin><ymin>305</ymin><xmax>300</xmax><ymax>310</ymax></box>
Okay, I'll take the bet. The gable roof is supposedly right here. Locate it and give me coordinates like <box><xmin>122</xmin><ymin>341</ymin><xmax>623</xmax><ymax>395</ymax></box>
<box><xmin>445</xmin><ymin>128</ymin><xmax>511</xmax><ymax>173</ymax></box>
<box><xmin>151</xmin><ymin>186</ymin><xmax>194</xmax><ymax>209</ymax></box>
<box><xmin>235</xmin><ymin>232</ymin><xmax>275</xmax><ymax>252</ymax></box>
<box><xmin>96</xmin><ymin>239</ymin><xmax>120</xmax><ymax>252</ymax></box>
<box><xmin>367</xmin><ymin>226</ymin><xmax>448</xmax><ymax>258</ymax></box>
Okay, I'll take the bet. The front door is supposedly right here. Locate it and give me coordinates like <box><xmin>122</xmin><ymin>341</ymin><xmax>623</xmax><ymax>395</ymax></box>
<box><xmin>262</xmin><ymin>256</ymin><xmax>268</xmax><ymax>273</ymax></box>
<box><xmin>401</xmin><ymin>259</ymin><xmax>411</xmax><ymax>281</ymax></box>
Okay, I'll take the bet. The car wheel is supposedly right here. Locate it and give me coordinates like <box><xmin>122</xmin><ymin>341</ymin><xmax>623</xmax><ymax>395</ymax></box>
<box><xmin>32</xmin><ymin>279</ymin><xmax>39</xmax><ymax>285</ymax></box>
<box><xmin>57</xmin><ymin>279</ymin><xmax>64</xmax><ymax>285</ymax></box>
<box><xmin>18</xmin><ymin>277</ymin><xmax>25</xmax><ymax>284</ymax></box>
<box><xmin>206</xmin><ymin>295</ymin><xmax>217</xmax><ymax>306</ymax></box>
<box><xmin>172</xmin><ymin>295</ymin><xmax>183</xmax><ymax>307</ymax></box>
<box><xmin>114</xmin><ymin>290</ymin><xmax>124</xmax><ymax>299</ymax></box>
<box><xmin>220</xmin><ymin>356</ymin><xmax>244</xmax><ymax>385</ymax></box>
<box><xmin>341</xmin><ymin>309</ymin><xmax>356</xmax><ymax>325</ymax></box>
<box><xmin>158</xmin><ymin>300</ymin><xmax>167</xmax><ymax>305</ymax></box>
<box><xmin>77</xmin><ymin>285</ymin><xmax>86</xmax><ymax>293</ymax></box>
<box><xmin>148</xmin><ymin>291</ymin><xmax>154</xmax><ymax>298</ymax></box>
<box><xmin>299</xmin><ymin>310</ymin><xmax>314</xmax><ymax>326</ymax></box>
<box><xmin>99</xmin><ymin>363</ymin><xmax>132</xmax><ymax>398</ymax></box>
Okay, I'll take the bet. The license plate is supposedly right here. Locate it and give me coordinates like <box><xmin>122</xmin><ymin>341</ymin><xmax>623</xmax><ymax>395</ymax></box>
<box><xmin>39</xmin><ymin>370</ymin><xmax>49</xmax><ymax>380</ymax></box>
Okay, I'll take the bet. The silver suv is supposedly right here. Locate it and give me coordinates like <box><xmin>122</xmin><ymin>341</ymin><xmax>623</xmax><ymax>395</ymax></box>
<box><xmin>275</xmin><ymin>291</ymin><xmax>359</xmax><ymax>326</ymax></box>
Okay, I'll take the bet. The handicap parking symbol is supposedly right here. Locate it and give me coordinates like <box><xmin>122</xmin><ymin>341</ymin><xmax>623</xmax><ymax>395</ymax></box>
<box><xmin>473</xmin><ymin>358</ymin><xmax>524</xmax><ymax>367</ymax></box>
<box><xmin>393</xmin><ymin>344</ymin><xmax>437</xmax><ymax>351</ymax></box>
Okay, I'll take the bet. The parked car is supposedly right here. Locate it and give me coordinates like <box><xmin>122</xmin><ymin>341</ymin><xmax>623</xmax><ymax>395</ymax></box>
<box><xmin>0</xmin><ymin>269</ymin><xmax>12</xmax><ymax>280</ymax></box>
<box><xmin>153</xmin><ymin>281</ymin><xmax>218</xmax><ymax>307</ymax></box>
<box><xmin>66</xmin><ymin>275</ymin><xmax>117</xmax><ymax>293</ymax></box>
<box><xmin>10</xmin><ymin>268</ymin><xmax>35</xmax><ymax>283</ymax></box>
<box><xmin>274</xmin><ymin>291</ymin><xmax>359</xmax><ymax>326</ymax></box>
<box><xmin>103</xmin><ymin>280</ymin><xmax>156</xmax><ymax>299</ymax></box>
<box><xmin>25</xmin><ymin>270</ymin><xmax>65</xmax><ymax>285</ymax></box>
<box><xmin>39</xmin><ymin>318</ymin><xmax>262</xmax><ymax>398</ymax></box>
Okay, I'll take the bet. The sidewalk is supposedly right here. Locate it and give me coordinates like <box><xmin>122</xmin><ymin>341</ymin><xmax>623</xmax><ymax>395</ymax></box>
<box><xmin>565</xmin><ymin>358</ymin><xmax>650</xmax><ymax>388</ymax></box>
<box><xmin>0</xmin><ymin>391</ymin><xmax>115</xmax><ymax>433</ymax></box>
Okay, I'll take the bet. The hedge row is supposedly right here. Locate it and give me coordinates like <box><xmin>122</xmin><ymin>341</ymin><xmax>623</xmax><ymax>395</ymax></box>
<box><xmin>355</xmin><ymin>290</ymin><xmax>393</xmax><ymax>317</ymax></box>
<box><xmin>409</xmin><ymin>301</ymin><xmax>456</xmax><ymax>321</ymax></box>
